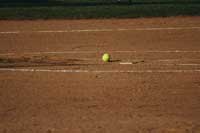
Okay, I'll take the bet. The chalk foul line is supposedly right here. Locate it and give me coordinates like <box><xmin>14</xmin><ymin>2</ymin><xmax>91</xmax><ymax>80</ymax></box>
<box><xmin>1</xmin><ymin>50</ymin><xmax>200</xmax><ymax>56</ymax></box>
<box><xmin>0</xmin><ymin>68</ymin><xmax>200</xmax><ymax>73</ymax></box>
<box><xmin>0</xmin><ymin>26</ymin><xmax>200</xmax><ymax>34</ymax></box>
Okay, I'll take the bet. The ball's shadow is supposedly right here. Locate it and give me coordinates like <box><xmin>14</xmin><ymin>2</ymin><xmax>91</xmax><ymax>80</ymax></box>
<box><xmin>109</xmin><ymin>60</ymin><xmax>121</xmax><ymax>62</ymax></box>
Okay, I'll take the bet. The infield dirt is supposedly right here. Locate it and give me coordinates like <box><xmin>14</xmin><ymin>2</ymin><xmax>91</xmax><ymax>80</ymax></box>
<box><xmin>0</xmin><ymin>16</ymin><xmax>200</xmax><ymax>133</ymax></box>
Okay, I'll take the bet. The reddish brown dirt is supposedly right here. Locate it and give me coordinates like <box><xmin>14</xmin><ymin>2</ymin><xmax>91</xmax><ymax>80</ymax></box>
<box><xmin>0</xmin><ymin>16</ymin><xmax>200</xmax><ymax>133</ymax></box>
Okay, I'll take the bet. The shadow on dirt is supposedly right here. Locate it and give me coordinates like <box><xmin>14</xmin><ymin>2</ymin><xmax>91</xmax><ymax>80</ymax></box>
<box><xmin>0</xmin><ymin>56</ymin><xmax>95</xmax><ymax>68</ymax></box>
<box><xmin>0</xmin><ymin>0</ymin><xmax>199</xmax><ymax>7</ymax></box>
<box><xmin>0</xmin><ymin>63</ymin><xmax>95</xmax><ymax>68</ymax></box>
<box><xmin>110</xmin><ymin>59</ymin><xmax>121</xmax><ymax>63</ymax></box>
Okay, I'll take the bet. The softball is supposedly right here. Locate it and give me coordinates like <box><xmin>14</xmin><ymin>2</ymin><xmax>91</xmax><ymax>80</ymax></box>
<box><xmin>102</xmin><ymin>53</ymin><xmax>110</xmax><ymax>62</ymax></box>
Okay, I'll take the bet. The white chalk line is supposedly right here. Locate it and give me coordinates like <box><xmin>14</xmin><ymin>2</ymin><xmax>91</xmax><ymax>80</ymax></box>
<box><xmin>156</xmin><ymin>59</ymin><xmax>200</xmax><ymax>62</ymax></box>
<box><xmin>120</xmin><ymin>62</ymin><xmax>133</xmax><ymax>65</ymax></box>
<box><xmin>177</xmin><ymin>64</ymin><xmax>200</xmax><ymax>66</ymax></box>
<box><xmin>1</xmin><ymin>50</ymin><xmax>200</xmax><ymax>56</ymax></box>
<box><xmin>0</xmin><ymin>31</ymin><xmax>20</xmax><ymax>34</ymax></box>
<box><xmin>119</xmin><ymin>62</ymin><xmax>200</xmax><ymax>66</ymax></box>
<box><xmin>0</xmin><ymin>68</ymin><xmax>200</xmax><ymax>73</ymax></box>
<box><xmin>115</xmin><ymin>62</ymin><xmax>200</xmax><ymax>66</ymax></box>
<box><xmin>162</xmin><ymin>63</ymin><xmax>200</xmax><ymax>66</ymax></box>
<box><xmin>0</xmin><ymin>26</ymin><xmax>200</xmax><ymax>34</ymax></box>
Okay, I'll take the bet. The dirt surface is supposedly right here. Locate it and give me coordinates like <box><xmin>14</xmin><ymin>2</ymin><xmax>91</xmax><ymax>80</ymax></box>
<box><xmin>0</xmin><ymin>16</ymin><xmax>200</xmax><ymax>133</ymax></box>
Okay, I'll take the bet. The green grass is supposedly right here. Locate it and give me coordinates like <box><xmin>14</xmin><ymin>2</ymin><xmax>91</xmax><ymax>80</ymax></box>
<box><xmin>0</xmin><ymin>0</ymin><xmax>200</xmax><ymax>19</ymax></box>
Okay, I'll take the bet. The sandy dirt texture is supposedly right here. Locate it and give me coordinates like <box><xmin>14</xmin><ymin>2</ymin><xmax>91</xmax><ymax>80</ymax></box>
<box><xmin>0</xmin><ymin>16</ymin><xmax>200</xmax><ymax>133</ymax></box>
